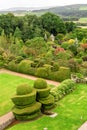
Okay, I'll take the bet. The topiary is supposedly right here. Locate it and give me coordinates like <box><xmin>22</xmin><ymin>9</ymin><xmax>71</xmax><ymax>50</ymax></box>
<box><xmin>11</xmin><ymin>90</ymin><xmax>36</xmax><ymax>106</ymax></box>
<box><xmin>17</xmin><ymin>84</ymin><xmax>33</xmax><ymax>95</ymax></box>
<box><xmin>34</xmin><ymin>78</ymin><xmax>47</xmax><ymax>89</ymax></box>
<box><xmin>35</xmin><ymin>67</ymin><xmax>49</xmax><ymax>79</ymax></box>
<box><xmin>35</xmin><ymin>87</ymin><xmax>50</xmax><ymax>98</ymax></box>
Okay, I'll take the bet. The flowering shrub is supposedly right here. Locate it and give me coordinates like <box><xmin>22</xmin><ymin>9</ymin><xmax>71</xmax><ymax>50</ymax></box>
<box><xmin>54</xmin><ymin>47</ymin><xmax>65</xmax><ymax>55</ymax></box>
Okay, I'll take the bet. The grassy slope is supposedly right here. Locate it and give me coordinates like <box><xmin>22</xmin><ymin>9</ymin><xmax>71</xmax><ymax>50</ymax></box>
<box><xmin>79</xmin><ymin>7</ymin><xmax>87</xmax><ymax>10</ymax></box>
<box><xmin>8</xmin><ymin>84</ymin><xmax>87</xmax><ymax>130</ymax></box>
<box><xmin>0</xmin><ymin>73</ymin><xmax>34</xmax><ymax>116</ymax></box>
<box><xmin>79</xmin><ymin>17</ymin><xmax>87</xmax><ymax>23</ymax></box>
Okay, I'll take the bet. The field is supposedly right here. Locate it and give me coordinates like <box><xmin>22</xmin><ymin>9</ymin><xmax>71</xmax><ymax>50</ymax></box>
<box><xmin>0</xmin><ymin>73</ymin><xmax>87</xmax><ymax>130</ymax></box>
<box><xmin>78</xmin><ymin>18</ymin><xmax>87</xmax><ymax>23</ymax></box>
<box><xmin>79</xmin><ymin>7</ymin><xmax>87</xmax><ymax>10</ymax></box>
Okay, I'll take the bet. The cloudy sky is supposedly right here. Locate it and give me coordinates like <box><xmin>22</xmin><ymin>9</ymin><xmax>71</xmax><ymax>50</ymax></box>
<box><xmin>0</xmin><ymin>0</ymin><xmax>87</xmax><ymax>10</ymax></box>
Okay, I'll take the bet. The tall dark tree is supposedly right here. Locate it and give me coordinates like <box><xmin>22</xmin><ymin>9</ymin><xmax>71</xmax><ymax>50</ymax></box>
<box><xmin>40</xmin><ymin>12</ymin><xmax>66</xmax><ymax>35</ymax></box>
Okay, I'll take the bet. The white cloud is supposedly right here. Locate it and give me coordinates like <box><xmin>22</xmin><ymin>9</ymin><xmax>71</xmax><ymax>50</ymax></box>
<box><xmin>0</xmin><ymin>0</ymin><xmax>87</xmax><ymax>10</ymax></box>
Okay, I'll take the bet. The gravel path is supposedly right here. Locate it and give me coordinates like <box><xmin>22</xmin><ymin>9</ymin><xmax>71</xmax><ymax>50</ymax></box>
<box><xmin>0</xmin><ymin>69</ymin><xmax>60</xmax><ymax>86</ymax></box>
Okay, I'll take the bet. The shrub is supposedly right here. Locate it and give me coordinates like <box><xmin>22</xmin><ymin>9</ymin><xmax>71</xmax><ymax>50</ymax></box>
<box><xmin>12</xmin><ymin>102</ymin><xmax>41</xmax><ymax>116</ymax></box>
<box><xmin>81</xmin><ymin>61</ymin><xmax>87</xmax><ymax>68</ymax></box>
<box><xmin>17</xmin><ymin>84</ymin><xmax>33</xmax><ymax>95</ymax></box>
<box><xmin>61</xmin><ymin>42</ymin><xmax>69</xmax><ymax>50</ymax></box>
<box><xmin>35</xmin><ymin>87</ymin><xmax>50</xmax><ymax>98</ymax></box>
<box><xmin>28</xmin><ymin>67</ymin><xmax>36</xmax><ymax>75</ymax></box>
<box><xmin>50</xmin><ymin>79</ymin><xmax>75</xmax><ymax>101</ymax></box>
<box><xmin>0</xmin><ymin>47</ymin><xmax>4</xmax><ymax>55</ymax></box>
<box><xmin>15</xmin><ymin>110</ymin><xmax>41</xmax><ymax>121</ymax></box>
<box><xmin>7</xmin><ymin>61</ymin><xmax>18</xmax><ymax>71</ymax></box>
<box><xmin>68</xmin><ymin>59</ymin><xmax>80</xmax><ymax>72</ymax></box>
<box><xmin>35</xmin><ymin>67</ymin><xmax>49</xmax><ymax>79</ymax></box>
<box><xmin>51</xmin><ymin>62</ymin><xmax>59</xmax><ymax>72</ymax></box>
<box><xmin>80</xmin><ymin>67</ymin><xmax>87</xmax><ymax>76</ymax></box>
<box><xmin>75</xmin><ymin>58</ymin><xmax>83</xmax><ymax>64</ymax></box>
<box><xmin>34</xmin><ymin>78</ymin><xmax>47</xmax><ymax>89</ymax></box>
<box><xmin>0</xmin><ymin>60</ymin><xmax>4</xmax><ymax>68</ymax></box>
<box><xmin>18</xmin><ymin>60</ymin><xmax>33</xmax><ymax>74</ymax></box>
<box><xmin>11</xmin><ymin>90</ymin><xmax>36</xmax><ymax>106</ymax></box>
<box><xmin>82</xmin><ymin>55</ymin><xmax>87</xmax><ymax>61</ymax></box>
<box><xmin>15</xmin><ymin>56</ymin><xmax>24</xmax><ymax>63</ymax></box>
<box><xmin>55</xmin><ymin>67</ymin><xmax>71</xmax><ymax>82</ymax></box>
<box><xmin>38</xmin><ymin>94</ymin><xmax>54</xmax><ymax>105</ymax></box>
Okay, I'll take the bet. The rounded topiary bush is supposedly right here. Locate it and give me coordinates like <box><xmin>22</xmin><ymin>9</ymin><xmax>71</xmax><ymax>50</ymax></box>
<box><xmin>34</xmin><ymin>78</ymin><xmax>55</xmax><ymax>111</ymax></box>
<box><xmin>17</xmin><ymin>84</ymin><xmax>33</xmax><ymax>95</ymax></box>
<box><xmin>12</xmin><ymin>102</ymin><xmax>41</xmax><ymax>121</ymax></box>
<box><xmin>34</xmin><ymin>78</ymin><xmax>47</xmax><ymax>89</ymax></box>
<box><xmin>11</xmin><ymin>83</ymin><xmax>41</xmax><ymax>121</ymax></box>
<box><xmin>36</xmin><ymin>87</ymin><xmax>50</xmax><ymax>98</ymax></box>
<box><xmin>11</xmin><ymin>89</ymin><xmax>36</xmax><ymax>106</ymax></box>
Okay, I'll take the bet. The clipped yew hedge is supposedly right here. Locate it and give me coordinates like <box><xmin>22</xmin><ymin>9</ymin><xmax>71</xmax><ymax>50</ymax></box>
<box><xmin>11</xmin><ymin>83</ymin><xmax>41</xmax><ymax>121</ymax></box>
<box><xmin>12</xmin><ymin>102</ymin><xmax>41</xmax><ymax>116</ymax></box>
<box><xmin>11</xmin><ymin>90</ymin><xmax>36</xmax><ymax>106</ymax></box>
<box><xmin>34</xmin><ymin>78</ymin><xmax>55</xmax><ymax>110</ymax></box>
<box><xmin>35</xmin><ymin>87</ymin><xmax>50</xmax><ymax>98</ymax></box>
<box><xmin>34</xmin><ymin>78</ymin><xmax>47</xmax><ymax>89</ymax></box>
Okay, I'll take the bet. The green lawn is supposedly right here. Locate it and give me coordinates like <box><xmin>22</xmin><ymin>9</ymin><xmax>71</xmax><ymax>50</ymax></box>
<box><xmin>8</xmin><ymin>84</ymin><xmax>87</xmax><ymax>130</ymax></box>
<box><xmin>0</xmin><ymin>73</ymin><xmax>34</xmax><ymax>116</ymax></box>
<box><xmin>0</xmin><ymin>73</ymin><xmax>87</xmax><ymax>130</ymax></box>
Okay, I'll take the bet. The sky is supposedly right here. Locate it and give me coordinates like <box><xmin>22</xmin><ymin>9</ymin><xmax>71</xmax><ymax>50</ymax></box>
<box><xmin>0</xmin><ymin>0</ymin><xmax>87</xmax><ymax>10</ymax></box>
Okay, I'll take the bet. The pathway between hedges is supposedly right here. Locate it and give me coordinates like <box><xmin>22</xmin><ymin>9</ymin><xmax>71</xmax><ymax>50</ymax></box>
<box><xmin>0</xmin><ymin>69</ymin><xmax>60</xmax><ymax>86</ymax></box>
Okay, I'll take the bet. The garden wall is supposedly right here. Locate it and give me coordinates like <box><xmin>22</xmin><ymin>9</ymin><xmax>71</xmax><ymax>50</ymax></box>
<box><xmin>0</xmin><ymin>112</ymin><xmax>15</xmax><ymax>130</ymax></box>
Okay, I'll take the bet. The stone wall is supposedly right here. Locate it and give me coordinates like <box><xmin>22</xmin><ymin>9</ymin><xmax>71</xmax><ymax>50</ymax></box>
<box><xmin>0</xmin><ymin>112</ymin><xmax>15</xmax><ymax>130</ymax></box>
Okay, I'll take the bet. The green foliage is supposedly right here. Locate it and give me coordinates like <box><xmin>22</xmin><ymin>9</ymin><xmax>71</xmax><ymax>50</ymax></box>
<box><xmin>41</xmin><ymin>12</ymin><xmax>66</xmax><ymax>35</ymax></box>
<box><xmin>7</xmin><ymin>61</ymin><xmax>18</xmax><ymax>71</ymax></box>
<box><xmin>61</xmin><ymin>42</ymin><xmax>69</xmax><ymax>50</ymax></box>
<box><xmin>34</xmin><ymin>78</ymin><xmax>47</xmax><ymax>89</ymax></box>
<box><xmin>65</xmin><ymin>22</ymin><xmax>76</xmax><ymax>32</ymax></box>
<box><xmin>12</xmin><ymin>102</ymin><xmax>41</xmax><ymax>116</ymax></box>
<box><xmin>50</xmin><ymin>79</ymin><xmax>75</xmax><ymax>101</ymax></box>
<box><xmin>14</xmin><ymin>27</ymin><xmax>22</xmax><ymax>39</ymax></box>
<box><xmin>0</xmin><ymin>60</ymin><xmax>4</xmax><ymax>68</ymax></box>
<box><xmin>11</xmin><ymin>90</ymin><xmax>36</xmax><ymax>106</ymax></box>
<box><xmin>16</xmin><ymin>84</ymin><xmax>33</xmax><ymax>95</ymax></box>
<box><xmin>18</xmin><ymin>60</ymin><xmax>33</xmax><ymax>74</ymax></box>
<box><xmin>80</xmin><ymin>67</ymin><xmax>87</xmax><ymax>76</ymax></box>
<box><xmin>54</xmin><ymin>67</ymin><xmax>71</xmax><ymax>82</ymax></box>
<box><xmin>15</xmin><ymin>110</ymin><xmax>41</xmax><ymax>121</ymax></box>
<box><xmin>35</xmin><ymin>67</ymin><xmax>49</xmax><ymax>79</ymax></box>
<box><xmin>38</xmin><ymin>94</ymin><xmax>54</xmax><ymax>105</ymax></box>
<box><xmin>68</xmin><ymin>59</ymin><xmax>80</xmax><ymax>72</ymax></box>
<box><xmin>35</xmin><ymin>87</ymin><xmax>50</xmax><ymax>98</ymax></box>
<box><xmin>51</xmin><ymin>62</ymin><xmax>59</xmax><ymax>72</ymax></box>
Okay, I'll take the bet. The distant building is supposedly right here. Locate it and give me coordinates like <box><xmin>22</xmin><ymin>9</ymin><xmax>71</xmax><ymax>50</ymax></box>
<box><xmin>50</xmin><ymin>34</ymin><xmax>55</xmax><ymax>42</ymax></box>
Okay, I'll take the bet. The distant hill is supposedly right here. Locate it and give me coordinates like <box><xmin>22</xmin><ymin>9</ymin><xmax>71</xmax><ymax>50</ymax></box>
<box><xmin>33</xmin><ymin>4</ymin><xmax>87</xmax><ymax>19</ymax></box>
<box><xmin>0</xmin><ymin>4</ymin><xmax>87</xmax><ymax>19</ymax></box>
<box><xmin>0</xmin><ymin>6</ymin><xmax>51</xmax><ymax>14</ymax></box>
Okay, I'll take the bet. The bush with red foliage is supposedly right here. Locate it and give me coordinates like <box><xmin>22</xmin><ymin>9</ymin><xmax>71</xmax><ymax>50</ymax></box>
<box><xmin>54</xmin><ymin>47</ymin><xmax>65</xmax><ymax>55</ymax></box>
<box><xmin>81</xmin><ymin>44</ymin><xmax>87</xmax><ymax>50</ymax></box>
